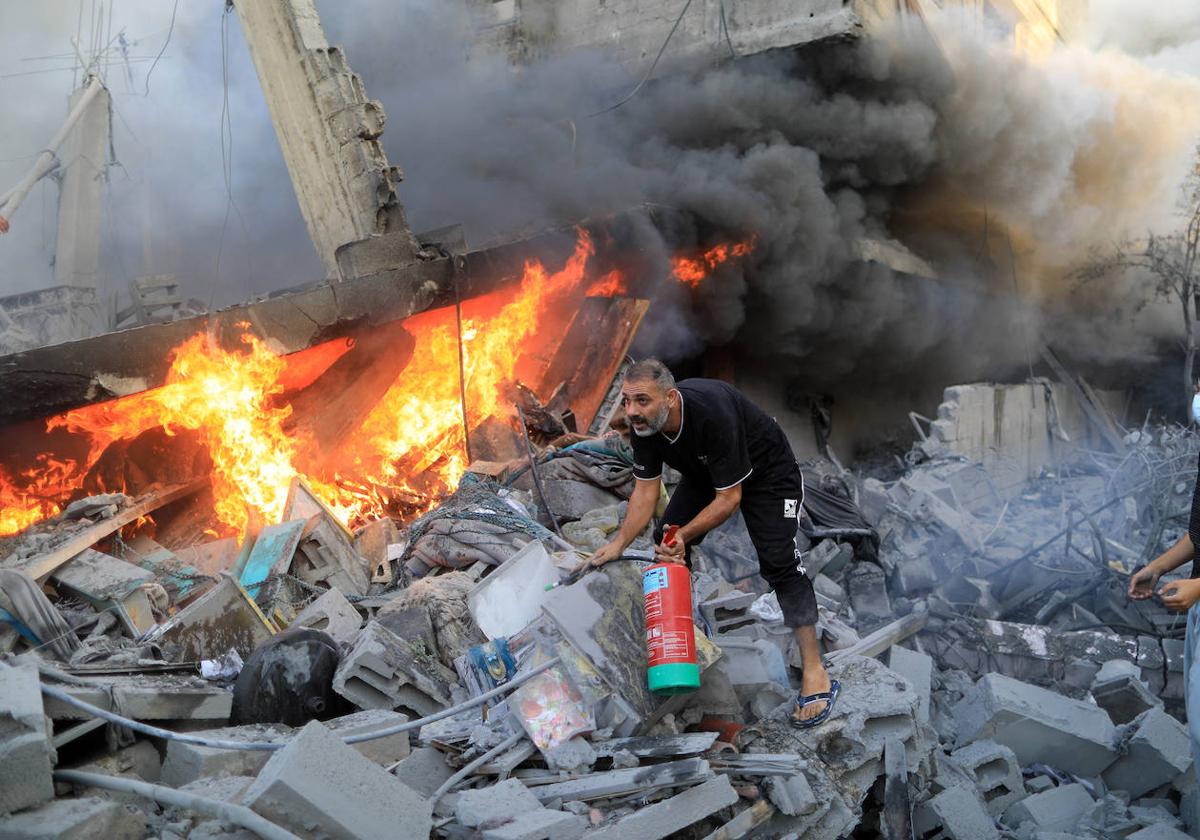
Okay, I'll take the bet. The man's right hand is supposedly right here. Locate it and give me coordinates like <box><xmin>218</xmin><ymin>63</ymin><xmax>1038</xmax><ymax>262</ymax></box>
<box><xmin>589</xmin><ymin>540</ymin><xmax>625</xmax><ymax>567</ymax></box>
<box><xmin>0</xmin><ymin>215</ymin><xmax>9</xmax><ymax>234</ymax></box>
<box><xmin>1129</xmin><ymin>562</ymin><xmax>1162</xmax><ymax>600</ymax></box>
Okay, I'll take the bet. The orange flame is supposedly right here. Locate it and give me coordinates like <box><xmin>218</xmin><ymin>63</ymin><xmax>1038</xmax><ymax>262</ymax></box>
<box><xmin>0</xmin><ymin>230</ymin><xmax>756</xmax><ymax>539</ymax></box>
<box><xmin>670</xmin><ymin>235</ymin><xmax>758</xmax><ymax>288</ymax></box>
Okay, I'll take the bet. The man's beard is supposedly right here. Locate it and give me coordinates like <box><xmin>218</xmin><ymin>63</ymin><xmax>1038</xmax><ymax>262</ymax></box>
<box><xmin>631</xmin><ymin>403</ymin><xmax>670</xmax><ymax>437</ymax></box>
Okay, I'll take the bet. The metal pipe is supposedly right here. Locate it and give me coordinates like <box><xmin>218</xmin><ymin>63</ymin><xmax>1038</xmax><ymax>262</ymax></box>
<box><xmin>429</xmin><ymin>730</ymin><xmax>526</xmax><ymax>806</ymax></box>
<box><xmin>515</xmin><ymin>402</ymin><xmax>567</xmax><ymax>542</ymax></box>
<box><xmin>0</xmin><ymin>75</ymin><xmax>105</xmax><ymax>221</ymax></box>
<box><xmin>53</xmin><ymin>769</ymin><xmax>299</xmax><ymax>840</ymax></box>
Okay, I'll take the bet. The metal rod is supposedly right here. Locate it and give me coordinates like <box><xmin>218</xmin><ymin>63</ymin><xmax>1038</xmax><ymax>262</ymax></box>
<box><xmin>452</xmin><ymin>252</ymin><xmax>473</xmax><ymax>464</ymax></box>
<box><xmin>515</xmin><ymin>402</ymin><xmax>566</xmax><ymax>542</ymax></box>
<box><xmin>430</xmin><ymin>731</ymin><xmax>526</xmax><ymax>806</ymax></box>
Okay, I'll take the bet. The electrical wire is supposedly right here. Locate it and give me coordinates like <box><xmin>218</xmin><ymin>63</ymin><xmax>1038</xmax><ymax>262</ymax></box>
<box><xmin>586</xmin><ymin>0</ymin><xmax>695</xmax><ymax>118</ymax></box>
<box><xmin>429</xmin><ymin>731</ymin><xmax>526</xmax><ymax>806</ymax></box>
<box><xmin>143</xmin><ymin>0</ymin><xmax>180</xmax><ymax>96</ymax></box>
<box><xmin>54</xmin><ymin>770</ymin><xmax>300</xmax><ymax>840</ymax></box>
<box><xmin>4</xmin><ymin>655</ymin><xmax>560</xmax><ymax>752</ymax></box>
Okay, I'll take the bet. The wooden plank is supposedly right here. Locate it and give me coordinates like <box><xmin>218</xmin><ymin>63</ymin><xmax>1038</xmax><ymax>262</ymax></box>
<box><xmin>883</xmin><ymin>738</ymin><xmax>913</xmax><ymax>840</ymax></box>
<box><xmin>536</xmin><ymin>297</ymin><xmax>649</xmax><ymax>433</ymax></box>
<box><xmin>827</xmin><ymin>610</ymin><xmax>927</xmax><ymax>664</ymax></box>
<box><xmin>11</xmin><ymin>478</ymin><xmax>208</xmax><ymax>582</ymax></box>
<box><xmin>1039</xmin><ymin>346</ymin><xmax>1126</xmax><ymax>454</ymax></box>
<box><xmin>700</xmin><ymin>800</ymin><xmax>776</xmax><ymax>840</ymax></box>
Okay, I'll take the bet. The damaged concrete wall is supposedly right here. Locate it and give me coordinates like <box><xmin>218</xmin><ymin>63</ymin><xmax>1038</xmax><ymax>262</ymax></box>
<box><xmin>470</xmin><ymin>0</ymin><xmax>860</xmax><ymax>70</ymax></box>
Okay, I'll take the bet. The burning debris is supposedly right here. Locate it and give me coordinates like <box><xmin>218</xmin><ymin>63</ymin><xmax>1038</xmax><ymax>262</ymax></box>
<box><xmin>2</xmin><ymin>342</ymin><xmax>1200</xmax><ymax>839</ymax></box>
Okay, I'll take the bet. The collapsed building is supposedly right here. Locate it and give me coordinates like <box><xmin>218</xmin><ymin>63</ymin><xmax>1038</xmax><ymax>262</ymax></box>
<box><xmin>1</xmin><ymin>0</ymin><xmax>1198</xmax><ymax>839</ymax></box>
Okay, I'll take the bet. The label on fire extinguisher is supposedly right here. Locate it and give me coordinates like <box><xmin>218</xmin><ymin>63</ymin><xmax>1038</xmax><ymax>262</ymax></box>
<box><xmin>646</xmin><ymin>625</ymin><xmax>692</xmax><ymax>664</ymax></box>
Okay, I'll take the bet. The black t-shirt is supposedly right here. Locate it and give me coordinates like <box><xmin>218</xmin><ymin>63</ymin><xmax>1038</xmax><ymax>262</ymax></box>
<box><xmin>630</xmin><ymin>379</ymin><xmax>795</xmax><ymax>490</ymax></box>
<box><xmin>1189</xmin><ymin>449</ymin><xmax>1200</xmax><ymax>578</ymax></box>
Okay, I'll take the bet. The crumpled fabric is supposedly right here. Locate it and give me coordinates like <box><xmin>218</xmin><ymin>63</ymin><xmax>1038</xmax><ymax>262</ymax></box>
<box><xmin>0</xmin><ymin>568</ymin><xmax>82</xmax><ymax>660</ymax></box>
<box><xmin>536</xmin><ymin>441</ymin><xmax>635</xmax><ymax>499</ymax></box>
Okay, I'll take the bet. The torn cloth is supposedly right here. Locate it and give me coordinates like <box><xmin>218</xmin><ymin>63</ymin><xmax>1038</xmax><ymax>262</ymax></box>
<box><xmin>0</xmin><ymin>568</ymin><xmax>82</xmax><ymax>660</ymax></box>
<box><xmin>801</xmin><ymin>480</ymin><xmax>880</xmax><ymax>564</ymax></box>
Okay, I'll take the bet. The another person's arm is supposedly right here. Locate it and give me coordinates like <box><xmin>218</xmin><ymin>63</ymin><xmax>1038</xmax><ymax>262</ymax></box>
<box><xmin>1129</xmin><ymin>532</ymin><xmax>1200</xmax><ymax>611</ymax></box>
<box><xmin>591</xmin><ymin>476</ymin><xmax>660</xmax><ymax>566</ymax></box>
<box><xmin>0</xmin><ymin>215</ymin><xmax>8</xmax><ymax>234</ymax></box>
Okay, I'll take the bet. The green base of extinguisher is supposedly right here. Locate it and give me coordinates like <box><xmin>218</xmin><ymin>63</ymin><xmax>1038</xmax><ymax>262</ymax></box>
<box><xmin>647</xmin><ymin>662</ymin><xmax>701</xmax><ymax>695</ymax></box>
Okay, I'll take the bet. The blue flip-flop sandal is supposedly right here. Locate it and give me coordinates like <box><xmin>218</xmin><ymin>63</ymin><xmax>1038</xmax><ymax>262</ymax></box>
<box><xmin>791</xmin><ymin>679</ymin><xmax>840</xmax><ymax>729</ymax></box>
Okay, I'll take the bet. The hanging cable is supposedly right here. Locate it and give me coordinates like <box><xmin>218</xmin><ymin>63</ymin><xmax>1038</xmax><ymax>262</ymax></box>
<box><xmin>143</xmin><ymin>0</ymin><xmax>180</xmax><ymax>96</ymax></box>
<box><xmin>586</xmin><ymin>0</ymin><xmax>695</xmax><ymax>118</ymax></box>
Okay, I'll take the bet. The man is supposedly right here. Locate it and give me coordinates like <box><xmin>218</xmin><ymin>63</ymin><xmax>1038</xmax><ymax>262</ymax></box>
<box><xmin>1130</xmin><ymin>396</ymin><xmax>1200</xmax><ymax>771</ymax></box>
<box><xmin>590</xmin><ymin>359</ymin><xmax>837</xmax><ymax>727</ymax></box>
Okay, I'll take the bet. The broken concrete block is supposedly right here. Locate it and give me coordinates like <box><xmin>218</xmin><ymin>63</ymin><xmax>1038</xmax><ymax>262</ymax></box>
<box><xmin>1001</xmin><ymin>783</ymin><xmax>1094</xmax><ymax>832</ymax></box>
<box><xmin>715</xmin><ymin>636</ymin><xmax>789</xmax><ymax>692</ymax></box>
<box><xmin>179</xmin><ymin>775</ymin><xmax>256</xmax><ymax>804</ymax></box>
<box><xmin>583</xmin><ymin>775</ymin><xmax>739</xmax><ymax>840</ymax></box>
<box><xmin>951</xmin><ymin>739</ymin><xmax>1025</xmax><ymax>817</ymax></box>
<box><xmin>0</xmin><ymin>796</ymin><xmax>143</xmax><ymax>840</ymax></box>
<box><xmin>913</xmin><ymin>786</ymin><xmax>1000</xmax><ymax>840</ymax></box>
<box><xmin>953</xmin><ymin>673</ymin><xmax>1118</xmax><ymax>777</ymax></box>
<box><xmin>1102</xmin><ymin>707</ymin><xmax>1193</xmax><ymax>798</ymax></box>
<box><xmin>539</xmin><ymin>479</ymin><xmax>622</xmax><ymax>522</ymax></box>
<box><xmin>160</xmin><ymin>723</ymin><xmax>290</xmax><ymax>786</ymax></box>
<box><xmin>479</xmin><ymin>808</ymin><xmax>587</xmax><ymax>840</ymax></box>
<box><xmin>846</xmin><ymin>562</ymin><xmax>892</xmax><ymax>631</ymax></box>
<box><xmin>1093</xmin><ymin>671</ymin><xmax>1163</xmax><ymax>726</ymax></box>
<box><xmin>455</xmin><ymin>778</ymin><xmax>543</xmax><ymax>828</ymax></box>
<box><xmin>0</xmin><ymin>662</ymin><xmax>54</xmax><ymax>815</ymax></box>
<box><xmin>332</xmin><ymin>620</ymin><xmax>455</xmax><ymax>715</ymax></box>
<box><xmin>242</xmin><ymin>720</ymin><xmax>432</xmax><ymax>840</ymax></box>
<box><xmin>290</xmin><ymin>588</ymin><xmax>362</xmax><ymax>646</ymax></box>
<box><xmin>392</xmin><ymin>746</ymin><xmax>452</xmax><ymax>797</ymax></box>
<box><xmin>1126</xmin><ymin>825</ymin><xmax>1195</xmax><ymax>840</ymax></box>
<box><xmin>767</xmin><ymin>772</ymin><xmax>819</xmax><ymax>816</ymax></box>
<box><xmin>324</xmin><ymin>708</ymin><xmax>410</xmax><ymax>766</ymax></box>
<box><xmin>888</xmin><ymin>645</ymin><xmax>933</xmax><ymax>724</ymax></box>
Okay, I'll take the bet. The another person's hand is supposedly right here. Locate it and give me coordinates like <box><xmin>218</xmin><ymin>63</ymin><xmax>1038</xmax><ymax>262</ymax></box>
<box><xmin>0</xmin><ymin>215</ymin><xmax>9</xmax><ymax>234</ymax></box>
<box><xmin>589</xmin><ymin>540</ymin><xmax>624</xmax><ymax>568</ymax></box>
<box><xmin>1128</xmin><ymin>563</ymin><xmax>1161</xmax><ymax>600</ymax></box>
<box><xmin>655</xmin><ymin>530</ymin><xmax>686</xmax><ymax>564</ymax></box>
<box><xmin>1159</xmin><ymin>577</ymin><xmax>1200</xmax><ymax>612</ymax></box>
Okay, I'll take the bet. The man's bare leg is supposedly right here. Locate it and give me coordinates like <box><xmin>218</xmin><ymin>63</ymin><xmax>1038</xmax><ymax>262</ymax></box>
<box><xmin>791</xmin><ymin>624</ymin><xmax>832</xmax><ymax>723</ymax></box>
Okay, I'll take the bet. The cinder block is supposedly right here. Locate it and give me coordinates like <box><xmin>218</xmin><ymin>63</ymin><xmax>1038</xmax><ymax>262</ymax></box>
<box><xmin>951</xmin><ymin>739</ymin><xmax>1025</xmax><ymax>817</ymax></box>
<box><xmin>393</xmin><ymin>746</ymin><xmax>453</xmax><ymax>797</ymax></box>
<box><xmin>242</xmin><ymin>720</ymin><xmax>432</xmax><ymax>839</ymax></box>
<box><xmin>913</xmin><ymin>786</ymin><xmax>1000</xmax><ymax>840</ymax></box>
<box><xmin>1093</xmin><ymin>673</ymin><xmax>1162</xmax><ymax>726</ymax></box>
<box><xmin>290</xmin><ymin>588</ymin><xmax>362</xmax><ymax>645</ymax></box>
<box><xmin>0</xmin><ymin>796</ymin><xmax>143</xmax><ymax>840</ymax></box>
<box><xmin>1103</xmin><ymin>707</ymin><xmax>1193</xmax><ymax>798</ymax></box>
<box><xmin>332</xmin><ymin>621</ymin><xmax>454</xmax><ymax>715</ymax></box>
<box><xmin>456</xmin><ymin>778</ymin><xmax>542</xmax><ymax>828</ymax></box>
<box><xmin>480</xmin><ymin>807</ymin><xmax>587</xmax><ymax>840</ymax></box>
<box><xmin>953</xmin><ymin>674</ymin><xmax>1117</xmax><ymax>777</ymax></box>
<box><xmin>1001</xmin><ymin>783</ymin><xmax>1094</xmax><ymax>832</ymax></box>
<box><xmin>889</xmin><ymin>645</ymin><xmax>933</xmax><ymax>724</ymax></box>
<box><xmin>324</xmin><ymin>708</ymin><xmax>410</xmax><ymax>766</ymax></box>
<box><xmin>0</xmin><ymin>663</ymin><xmax>54</xmax><ymax>814</ymax></box>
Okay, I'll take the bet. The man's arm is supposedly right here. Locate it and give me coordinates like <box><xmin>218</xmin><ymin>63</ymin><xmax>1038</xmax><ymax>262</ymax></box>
<box><xmin>657</xmin><ymin>484</ymin><xmax>741</xmax><ymax>563</ymax></box>
<box><xmin>1129</xmin><ymin>532</ymin><xmax>1194</xmax><ymax>599</ymax></box>
<box><xmin>591</xmin><ymin>476</ymin><xmax>660</xmax><ymax>565</ymax></box>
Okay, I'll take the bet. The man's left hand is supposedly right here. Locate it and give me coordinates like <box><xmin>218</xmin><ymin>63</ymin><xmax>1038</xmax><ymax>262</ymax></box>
<box><xmin>655</xmin><ymin>531</ymin><xmax>686</xmax><ymax>564</ymax></box>
<box><xmin>1159</xmin><ymin>577</ymin><xmax>1200</xmax><ymax>612</ymax></box>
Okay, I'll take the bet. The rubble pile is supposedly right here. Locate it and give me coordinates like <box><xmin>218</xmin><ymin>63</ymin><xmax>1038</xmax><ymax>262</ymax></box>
<box><xmin>1</xmin><ymin>415</ymin><xmax>1199</xmax><ymax>839</ymax></box>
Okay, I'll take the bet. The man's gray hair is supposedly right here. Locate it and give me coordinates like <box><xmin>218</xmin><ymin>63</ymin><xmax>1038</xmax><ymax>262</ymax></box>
<box><xmin>625</xmin><ymin>358</ymin><xmax>676</xmax><ymax>393</ymax></box>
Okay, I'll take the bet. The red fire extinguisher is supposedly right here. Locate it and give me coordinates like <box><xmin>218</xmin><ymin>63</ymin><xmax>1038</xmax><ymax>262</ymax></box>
<box><xmin>643</xmin><ymin>525</ymin><xmax>700</xmax><ymax>694</ymax></box>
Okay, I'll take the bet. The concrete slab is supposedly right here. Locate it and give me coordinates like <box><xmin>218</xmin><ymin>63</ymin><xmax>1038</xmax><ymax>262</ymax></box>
<box><xmin>0</xmin><ymin>796</ymin><xmax>144</xmax><ymax>839</ymax></box>
<box><xmin>0</xmin><ymin>662</ymin><xmax>54</xmax><ymax>815</ymax></box>
<box><xmin>1103</xmin><ymin>707</ymin><xmax>1193</xmax><ymax>798</ymax></box>
<box><xmin>767</xmin><ymin>772</ymin><xmax>819</xmax><ymax>816</ymax></box>
<box><xmin>455</xmin><ymin>778</ymin><xmax>542</xmax><ymax>828</ymax></box>
<box><xmin>1127</xmin><ymin>825</ymin><xmax>1195</xmax><ymax>840</ymax></box>
<box><xmin>953</xmin><ymin>674</ymin><xmax>1118</xmax><ymax>777</ymax></box>
<box><xmin>242</xmin><ymin>720</ymin><xmax>432</xmax><ymax>840</ymax></box>
<box><xmin>888</xmin><ymin>645</ymin><xmax>933</xmax><ymax>724</ymax></box>
<box><xmin>147</xmin><ymin>576</ymin><xmax>276</xmax><ymax>661</ymax></box>
<box><xmin>290</xmin><ymin>587</ymin><xmax>363</xmax><ymax>646</ymax></box>
<box><xmin>583</xmin><ymin>775</ymin><xmax>738</xmax><ymax>840</ymax></box>
<box><xmin>41</xmin><ymin>673</ymin><xmax>232</xmax><ymax>721</ymax></box>
<box><xmin>1002</xmin><ymin>783</ymin><xmax>1094</xmax><ymax>832</ymax></box>
<box><xmin>324</xmin><ymin>708</ymin><xmax>410</xmax><ymax>766</ymax></box>
<box><xmin>480</xmin><ymin>808</ymin><xmax>587</xmax><ymax>840</ymax></box>
<box><xmin>161</xmin><ymin>723</ymin><xmax>291</xmax><ymax>786</ymax></box>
